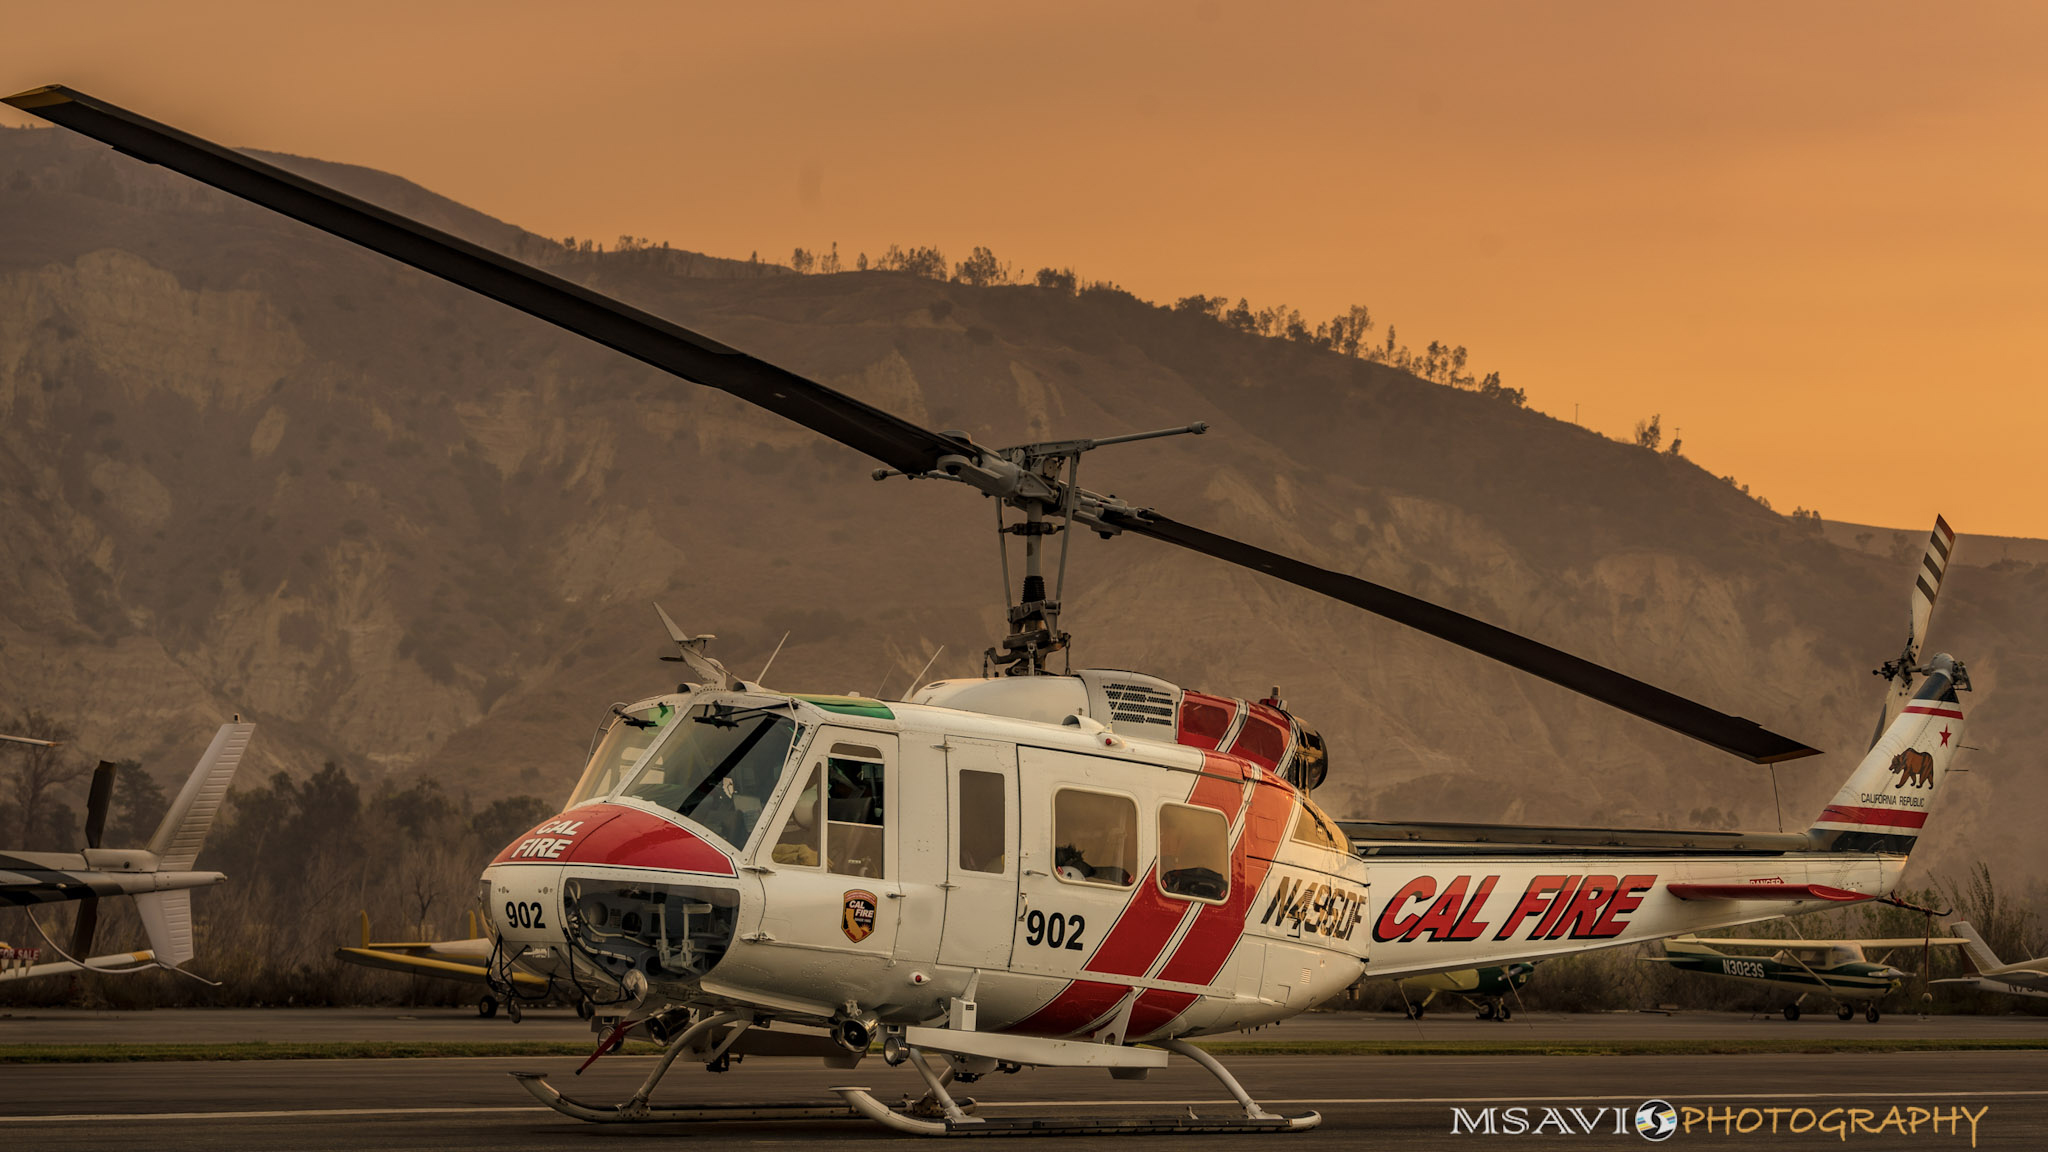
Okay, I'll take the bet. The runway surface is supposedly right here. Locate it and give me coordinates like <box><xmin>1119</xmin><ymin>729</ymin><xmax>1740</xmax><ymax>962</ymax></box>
<box><xmin>2</xmin><ymin>1050</ymin><xmax>2038</xmax><ymax>1148</ymax></box>
<box><xmin>4</xmin><ymin>1011</ymin><xmax>2045</xmax><ymax>1148</ymax></box>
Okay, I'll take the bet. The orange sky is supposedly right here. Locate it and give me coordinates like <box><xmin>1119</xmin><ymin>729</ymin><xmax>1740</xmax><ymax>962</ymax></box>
<box><xmin>6</xmin><ymin>2</ymin><xmax>2046</xmax><ymax>537</ymax></box>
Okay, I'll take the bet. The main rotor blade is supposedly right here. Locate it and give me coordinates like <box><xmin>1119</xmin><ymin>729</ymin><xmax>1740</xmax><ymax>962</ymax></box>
<box><xmin>1099</xmin><ymin>508</ymin><xmax>1820</xmax><ymax>764</ymax></box>
<box><xmin>3</xmin><ymin>85</ymin><xmax>965</xmax><ymax>477</ymax></box>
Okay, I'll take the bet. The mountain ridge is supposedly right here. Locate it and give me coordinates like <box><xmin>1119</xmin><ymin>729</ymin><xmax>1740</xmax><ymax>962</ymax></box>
<box><xmin>2</xmin><ymin>126</ymin><xmax>2043</xmax><ymax>890</ymax></box>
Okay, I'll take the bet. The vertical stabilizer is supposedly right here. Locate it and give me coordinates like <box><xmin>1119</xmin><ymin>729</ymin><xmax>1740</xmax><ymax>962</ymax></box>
<box><xmin>1871</xmin><ymin>517</ymin><xmax>1956</xmax><ymax>747</ymax></box>
<box><xmin>147</xmin><ymin>722</ymin><xmax>255</xmax><ymax>869</ymax></box>
<box><xmin>1949</xmin><ymin>922</ymin><xmax>2005</xmax><ymax>975</ymax></box>
<box><xmin>133</xmin><ymin>890</ymin><xmax>194</xmax><ymax>969</ymax></box>
<box><xmin>1810</xmin><ymin>655</ymin><xmax>1963</xmax><ymax>855</ymax></box>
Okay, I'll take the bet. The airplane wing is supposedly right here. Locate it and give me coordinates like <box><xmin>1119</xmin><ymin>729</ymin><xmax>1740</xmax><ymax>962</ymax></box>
<box><xmin>335</xmin><ymin>945</ymin><xmax>548</xmax><ymax>989</ymax></box>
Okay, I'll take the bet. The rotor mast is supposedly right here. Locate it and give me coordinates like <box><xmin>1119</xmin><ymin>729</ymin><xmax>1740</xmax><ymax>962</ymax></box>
<box><xmin>878</xmin><ymin>422</ymin><xmax>1209</xmax><ymax>676</ymax></box>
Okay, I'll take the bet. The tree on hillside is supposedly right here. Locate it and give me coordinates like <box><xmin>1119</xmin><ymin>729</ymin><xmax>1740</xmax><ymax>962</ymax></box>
<box><xmin>1173</xmin><ymin>294</ymin><xmax>1227</xmax><ymax>319</ymax></box>
<box><xmin>820</xmin><ymin>242</ymin><xmax>842</xmax><ymax>275</ymax></box>
<box><xmin>1634</xmin><ymin>414</ymin><xmax>1663</xmax><ymax>452</ymax></box>
<box><xmin>790</xmin><ymin>247</ymin><xmax>815</xmax><ymax>274</ymax></box>
<box><xmin>4</xmin><ymin>710</ymin><xmax>81</xmax><ymax>847</ymax></box>
<box><xmin>1033</xmin><ymin>266</ymin><xmax>1077</xmax><ymax>294</ymax></box>
<box><xmin>954</xmin><ymin>246</ymin><xmax>1010</xmax><ymax>286</ymax></box>
<box><xmin>878</xmin><ymin>244</ymin><xmax>947</xmax><ymax>279</ymax></box>
<box><xmin>107</xmin><ymin>760</ymin><xmax>168</xmax><ymax>847</ymax></box>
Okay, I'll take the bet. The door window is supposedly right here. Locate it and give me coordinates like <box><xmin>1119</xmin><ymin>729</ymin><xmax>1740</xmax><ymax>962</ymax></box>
<box><xmin>825</xmin><ymin>745</ymin><xmax>886</xmax><ymax>878</ymax></box>
<box><xmin>1052</xmin><ymin>788</ymin><xmax>1138</xmax><ymax>887</ymax></box>
<box><xmin>1158</xmin><ymin>803</ymin><xmax>1230</xmax><ymax>902</ymax></box>
<box><xmin>957</xmin><ymin>769</ymin><xmax>1007</xmax><ymax>873</ymax></box>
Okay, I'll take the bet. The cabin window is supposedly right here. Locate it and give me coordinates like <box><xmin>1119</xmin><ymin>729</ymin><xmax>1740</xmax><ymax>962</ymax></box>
<box><xmin>618</xmin><ymin>705</ymin><xmax>799</xmax><ymax>849</ymax></box>
<box><xmin>825</xmin><ymin>745</ymin><xmax>886</xmax><ymax>878</ymax></box>
<box><xmin>1158</xmin><ymin>803</ymin><xmax>1230</xmax><ymax>902</ymax></box>
<box><xmin>770</xmin><ymin>762</ymin><xmax>822</xmax><ymax>867</ymax></box>
<box><xmin>1053</xmin><ymin>788</ymin><xmax>1138</xmax><ymax>888</ymax></box>
<box><xmin>1289</xmin><ymin>797</ymin><xmax>1347</xmax><ymax>852</ymax></box>
<box><xmin>957</xmin><ymin>769</ymin><xmax>1007</xmax><ymax>873</ymax></box>
<box><xmin>568</xmin><ymin>701</ymin><xmax>680</xmax><ymax>808</ymax></box>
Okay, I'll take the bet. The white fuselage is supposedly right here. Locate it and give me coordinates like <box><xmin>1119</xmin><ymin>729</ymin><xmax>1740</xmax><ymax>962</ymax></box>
<box><xmin>482</xmin><ymin>689</ymin><xmax>1912</xmax><ymax>1044</ymax></box>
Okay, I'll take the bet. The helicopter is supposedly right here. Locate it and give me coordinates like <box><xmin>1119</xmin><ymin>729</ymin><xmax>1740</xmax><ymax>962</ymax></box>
<box><xmin>0</xmin><ymin>722</ymin><xmax>256</xmax><ymax>980</ymax></box>
<box><xmin>7</xmin><ymin>85</ymin><xmax>1979</xmax><ymax>1136</ymax></box>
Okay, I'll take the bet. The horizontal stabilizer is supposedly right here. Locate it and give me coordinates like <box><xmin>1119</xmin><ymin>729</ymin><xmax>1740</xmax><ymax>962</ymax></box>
<box><xmin>1665</xmin><ymin>882</ymin><xmax>1869</xmax><ymax>903</ymax></box>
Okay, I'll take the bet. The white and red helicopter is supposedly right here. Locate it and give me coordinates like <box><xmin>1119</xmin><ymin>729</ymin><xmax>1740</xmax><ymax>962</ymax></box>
<box><xmin>9</xmin><ymin>86</ymin><xmax>1977</xmax><ymax>1137</ymax></box>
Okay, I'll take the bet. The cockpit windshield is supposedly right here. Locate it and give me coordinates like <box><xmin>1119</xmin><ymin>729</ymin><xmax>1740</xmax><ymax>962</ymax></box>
<box><xmin>617</xmin><ymin>704</ymin><xmax>802</xmax><ymax>849</ymax></box>
<box><xmin>567</xmin><ymin>701</ymin><xmax>683</xmax><ymax>809</ymax></box>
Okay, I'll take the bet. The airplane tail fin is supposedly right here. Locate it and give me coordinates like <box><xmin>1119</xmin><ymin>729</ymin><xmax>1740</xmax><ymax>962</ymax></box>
<box><xmin>147</xmin><ymin>722</ymin><xmax>255</xmax><ymax>870</ymax></box>
<box><xmin>1808</xmin><ymin>655</ymin><xmax>1964</xmax><ymax>856</ymax></box>
<box><xmin>1870</xmin><ymin>517</ymin><xmax>1956</xmax><ymax>747</ymax></box>
<box><xmin>133</xmin><ymin>890</ymin><xmax>194</xmax><ymax>969</ymax></box>
<box><xmin>1949</xmin><ymin>922</ymin><xmax>2005</xmax><ymax>975</ymax></box>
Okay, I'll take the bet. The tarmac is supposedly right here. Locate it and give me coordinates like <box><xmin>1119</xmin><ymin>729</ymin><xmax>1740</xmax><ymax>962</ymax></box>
<box><xmin>4</xmin><ymin>1009</ymin><xmax>2046</xmax><ymax>1149</ymax></box>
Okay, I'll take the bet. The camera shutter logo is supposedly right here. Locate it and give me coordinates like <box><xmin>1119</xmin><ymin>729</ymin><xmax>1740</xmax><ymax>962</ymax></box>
<box><xmin>1635</xmin><ymin>1099</ymin><xmax>1678</xmax><ymax>1141</ymax></box>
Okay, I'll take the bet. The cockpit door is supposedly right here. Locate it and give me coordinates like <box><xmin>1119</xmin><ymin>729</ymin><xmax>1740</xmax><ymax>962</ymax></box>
<box><xmin>937</xmin><ymin>737</ymin><xmax>1018</xmax><ymax>970</ymax></box>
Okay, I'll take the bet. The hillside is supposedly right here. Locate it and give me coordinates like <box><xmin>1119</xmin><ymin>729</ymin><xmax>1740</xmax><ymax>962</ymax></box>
<box><xmin>3</xmin><ymin>123</ymin><xmax>2045</xmax><ymax>892</ymax></box>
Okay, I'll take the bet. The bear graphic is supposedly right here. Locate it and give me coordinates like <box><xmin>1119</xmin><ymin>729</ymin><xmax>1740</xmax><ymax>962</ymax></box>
<box><xmin>1887</xmin><ymin>748</ymin><xmax>1935</xmax><ymax>789</ymax></box>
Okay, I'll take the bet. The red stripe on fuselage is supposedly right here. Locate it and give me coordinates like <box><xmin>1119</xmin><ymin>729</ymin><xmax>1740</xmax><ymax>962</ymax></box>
<box><xmin>1083</xmin><ymin>756</ymin><xmax>1250</xmax><ymax>978</ymax></box>
<box><xmin>1127</xmin><ymin>988</ymin><xmax>1200</xmax><ymax>1035</ymax></box>
<box><xmin>1901</xmin><ymin>705</ymin><xmax>1963</xmax><ymax>718</ymax></box>
<box><xmin>1817</xmin><ymin>805</ymin><xmax>1928</xmax><ymax>829</ymax></box>
<box><xmin>1153</xmin><ymin>776</ymin><xmax>1296</xmax><ymax>988</ymax></box>
<box><xmin>1008</xmin><ymin>979</ymin><xmax>1131</xmax><ymax>1037</ymax></box>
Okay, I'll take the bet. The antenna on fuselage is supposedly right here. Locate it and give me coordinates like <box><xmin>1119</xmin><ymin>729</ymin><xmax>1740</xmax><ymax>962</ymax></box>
<box><xmin>755</xmin><ymin>631</ymin><xmax>790</xmax><ymax>687</ymax></box>
<box><xmin>903</xmin><ymin>645</ymin><xmax>946</xmax><ymax>700</ymax></box>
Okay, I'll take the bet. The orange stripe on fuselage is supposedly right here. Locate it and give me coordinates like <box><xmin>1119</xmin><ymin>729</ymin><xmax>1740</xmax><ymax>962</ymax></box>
<box><xmin>1012</xmin><ymin>753</ymin><xmax>1268</xmax><ymax>1037</ymax></box>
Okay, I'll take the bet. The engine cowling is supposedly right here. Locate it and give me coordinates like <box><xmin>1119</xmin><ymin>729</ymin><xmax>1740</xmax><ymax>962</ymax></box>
<box><xmin>911</xmin><ymin>669</ymin><xmax>1330</xmax><ymax>790</ymax></box>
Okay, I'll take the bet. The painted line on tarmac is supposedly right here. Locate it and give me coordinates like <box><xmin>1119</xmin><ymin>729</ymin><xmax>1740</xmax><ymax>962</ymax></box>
<box><xmin>0</xmin><ymin>1107</ymin><xmax>552</xmax><ymax>1123</ymax></box>
<box><xmin>9</xmin><ymin>1090</ymin><xmax>2048</xmax><ymax>1124</ymax></box>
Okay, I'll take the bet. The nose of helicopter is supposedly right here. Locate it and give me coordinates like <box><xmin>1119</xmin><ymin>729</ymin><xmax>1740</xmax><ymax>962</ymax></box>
<box><xmin>481</xmin><ymin>803</ymin><xmax>745</xmax><ymax>985</ymax></box>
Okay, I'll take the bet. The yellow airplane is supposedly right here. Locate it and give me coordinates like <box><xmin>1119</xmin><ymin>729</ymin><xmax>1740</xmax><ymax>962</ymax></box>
<box><xmin>336</xmin><ymin>910</ymin><xmax>550</xmax><ymax>1021</ymax></box>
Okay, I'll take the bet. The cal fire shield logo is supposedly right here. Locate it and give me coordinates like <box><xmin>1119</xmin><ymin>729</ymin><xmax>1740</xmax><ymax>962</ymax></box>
<box><xmin>842</xmin><ymin>890</ymin><xmax>879</xmax><ymax>943</ymax></box>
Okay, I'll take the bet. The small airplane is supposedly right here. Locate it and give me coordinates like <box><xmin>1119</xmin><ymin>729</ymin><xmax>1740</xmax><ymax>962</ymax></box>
<box><xmin>0</xmin><ymin>722</ymin><xmax>256</xmax><ymax>980</ymax></box>
<box><xmin>10</xmin><ymin>85</ymin><xmax>1983</xmax><ymax>1136</ymax></box>
<box><xmin>1392</xmin><ymin>962</ymin><xmax>1538</xmax><ymax>1020</ymax></box>
<box><xmin>1929</xmin><ymin>922</ymin><xmax>2048</xmax><ymax>1001</ymax></box>
<box><xmin>1643</xmin><ymin>932</ymin><xmax>1967</xmax><ymax>1022</ymax></box>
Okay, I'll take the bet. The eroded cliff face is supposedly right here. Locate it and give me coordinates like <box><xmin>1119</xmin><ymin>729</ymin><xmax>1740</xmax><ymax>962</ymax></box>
<box><xmin>2</xmin><ymin>125</ymin><xmax>2042</xmax><ymax>884</ymax></box>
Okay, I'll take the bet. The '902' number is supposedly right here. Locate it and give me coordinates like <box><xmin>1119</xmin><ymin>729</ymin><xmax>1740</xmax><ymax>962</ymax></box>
<box><xmin>506</xmin><ymin>900</ymin><xmax>547</xmax><ymax>930</ymax></box>
<box><xmin>1024</xmin><ymin>909</ymin><xmax>1085</xmax><ymax>950</ymax></box>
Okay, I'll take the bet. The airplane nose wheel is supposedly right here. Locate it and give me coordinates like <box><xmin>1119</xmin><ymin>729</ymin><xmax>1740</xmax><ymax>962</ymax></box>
<box><xmin>1782</xmin><ymin>1004</ymin><xmax>1800</xmax><ymax>1021</ymax></box>
<box><xmin>1866</xmin><ymin>1005</ymin><xmax>1881</xmax><ymax>1023</ymax></box>
<box><xmin>1836</xmin><ymin>1004</ymin><xmax>1853</xmax><ymax>1021</ymax></box>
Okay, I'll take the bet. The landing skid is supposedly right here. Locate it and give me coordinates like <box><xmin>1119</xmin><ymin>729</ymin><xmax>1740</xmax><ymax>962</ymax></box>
<box><xmin>515</xmin><ymin>1013</ymin><xmax>1317</xmax><ymax>1137</ymax></box>
<box><xmin>513</xmin><ymin>1072</ymin><xmax>860</xmax><ymax>1124</ymax></box>
<box><xmin>832</xmin><ymin>1039</ymin><xmax>1318</xmax><ymax>1136</ymax></box>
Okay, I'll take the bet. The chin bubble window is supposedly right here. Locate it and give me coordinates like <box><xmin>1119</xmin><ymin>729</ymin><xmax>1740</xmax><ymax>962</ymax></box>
<box><xmin>1157</xmin><ymin>803</ymin><xmax>1230</xmax><ymax>902</ymax></box>
<box><xmin>1052</xmin><ymin>788</ymin><xmax>1138</xmax><ymax>887</ymax></box>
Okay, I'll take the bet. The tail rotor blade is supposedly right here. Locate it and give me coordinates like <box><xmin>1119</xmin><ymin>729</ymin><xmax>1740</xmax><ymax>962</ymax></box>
<box><xmin>1099</xmin><ymin>507</ymin><xmax>1819</xmax><ymax>764</ymax></box>
<box><xmin>69</xmin><ymin>896</ymin><xmax>101</xmax><ymax>962</ymax></box>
